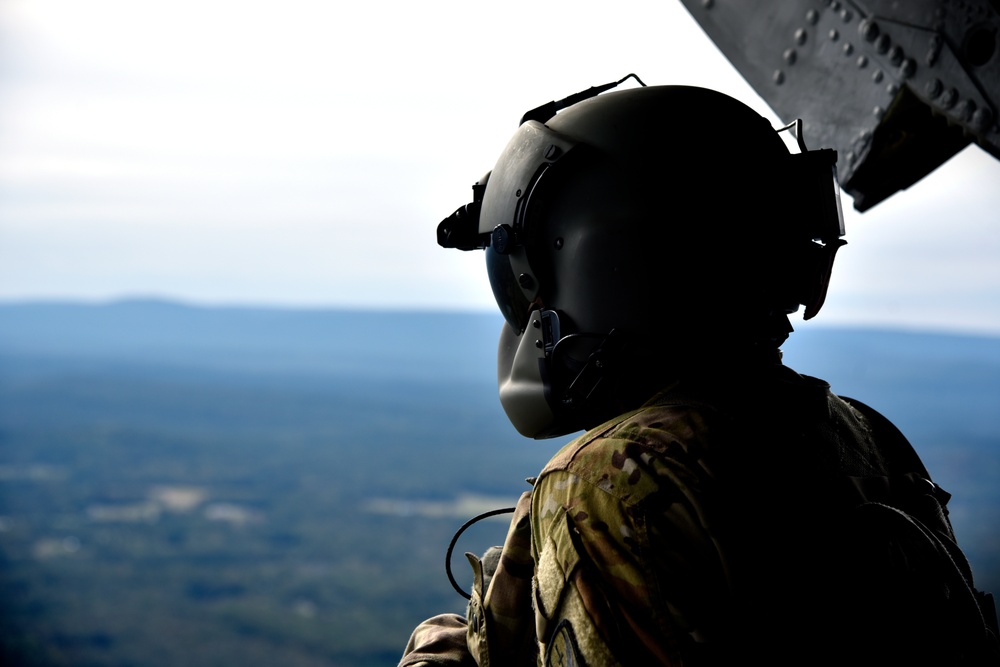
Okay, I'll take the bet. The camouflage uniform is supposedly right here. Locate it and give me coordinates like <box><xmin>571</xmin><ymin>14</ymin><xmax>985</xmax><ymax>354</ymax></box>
<box><xmin>400</xmin><ymin>363</ymin><xmax>947</xmax><ymax>666</ymax></box>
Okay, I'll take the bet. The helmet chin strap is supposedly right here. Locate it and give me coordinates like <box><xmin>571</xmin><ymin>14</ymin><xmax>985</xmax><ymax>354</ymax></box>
<box><xmin>559</xmin><ymin>329</ymin><xmax>626</xmax><ymax>408</ymax></box>
<box><xmin>554</xmin><ymin>312</ymin><xmax>794</xmax><ymax>423</ymax></box>
<box><xmin>507</xmin><ymin>306</ymin><xmax>797</xmax><ymax>437</ymax></box>
<box><xmin>546</xmin><ymin>328</ymin><xmax>634</xmax><ymax>433</ymax></box>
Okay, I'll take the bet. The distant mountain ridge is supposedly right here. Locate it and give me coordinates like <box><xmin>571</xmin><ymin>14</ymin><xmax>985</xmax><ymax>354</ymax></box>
<box><xmin>3</xmin><ymin>298</ymin><xmax>999</xmax><ymax>408</ymax></box>
<box><xmin>3</xmin><ymin>298</ymin><xmax>999</xmax><ymax>366</ymax></box>
<box><xmin>0</xmin><ymin>299</ymin><xmax>502</xmax><ymax>383</ymax></box>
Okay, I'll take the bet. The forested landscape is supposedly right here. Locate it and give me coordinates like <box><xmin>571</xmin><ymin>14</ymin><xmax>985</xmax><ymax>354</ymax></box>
<box><xmin>1</xmin><ymin>302</ymin><xmax>998</xmax><ymax>666</ymax></box>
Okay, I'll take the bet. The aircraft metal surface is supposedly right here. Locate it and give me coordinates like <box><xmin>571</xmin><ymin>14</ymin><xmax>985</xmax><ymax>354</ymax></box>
<box><xmin>680</xmin><ymin>0</ymin><xmax>1000</xmax><ymax>210</ymax></box>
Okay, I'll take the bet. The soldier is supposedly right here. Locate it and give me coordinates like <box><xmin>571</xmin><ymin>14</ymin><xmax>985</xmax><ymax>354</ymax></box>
<box><xmin>401</xmin><ymin>84</ymin><xmax>998</xmax><ymax>666</ymax></box>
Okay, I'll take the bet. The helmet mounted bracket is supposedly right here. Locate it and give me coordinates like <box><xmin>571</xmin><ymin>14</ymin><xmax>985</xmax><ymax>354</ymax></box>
<box><xmin>437</xmin><ymin>74</ymin><xmax>647</xmax><ymax>253</ymax></box>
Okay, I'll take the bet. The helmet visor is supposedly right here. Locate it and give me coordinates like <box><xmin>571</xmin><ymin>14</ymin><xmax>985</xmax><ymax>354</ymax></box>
<box><xmin>486</xmin><ymin>245</ymin><xmax>533</xmax><ymax>333</ymax></box>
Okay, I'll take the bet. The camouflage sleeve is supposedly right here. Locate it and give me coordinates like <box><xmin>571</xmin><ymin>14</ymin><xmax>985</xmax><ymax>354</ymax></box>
<box><xmin>469</xmin><ymin>490</ymin><xmax>537</xmax><ymax>666</ymax></box>
<box><xmin>398</xmin><ymin>613</ymin><xmax>476</xmax><ymax>667</ymax></box>
<box><xmin>530</xmin><ymin>403</ymin><xmax>732</xmax><ymax>665</ymax></box>
<box><xmin>399</xmin><ymin>490</ymin><xmax>537</xmax><ymax>667</ymax></box>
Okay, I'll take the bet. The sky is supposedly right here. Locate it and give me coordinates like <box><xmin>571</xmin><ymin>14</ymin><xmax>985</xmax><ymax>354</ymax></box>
<box><xmin>1</xmin><ymin>0</ymin><xmax>999</xmax><ymax>335</ymax></box>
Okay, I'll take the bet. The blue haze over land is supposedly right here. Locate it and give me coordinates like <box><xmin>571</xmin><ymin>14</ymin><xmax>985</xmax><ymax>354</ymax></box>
<box><xmin>0</xmin><ymin>301</ymin><xmax>998</xmax><ymax>666</ymax></box>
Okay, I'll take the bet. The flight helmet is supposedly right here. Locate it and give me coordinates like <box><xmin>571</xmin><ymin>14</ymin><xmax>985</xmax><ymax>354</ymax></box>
<box><xmin>439</xmin><ymin>80</ymin><xmax>845</xmax><ymax>438</ymax></box>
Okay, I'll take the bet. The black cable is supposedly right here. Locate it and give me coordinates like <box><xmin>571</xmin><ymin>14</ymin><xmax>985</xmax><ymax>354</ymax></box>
<box><xmin>519</xmin><ymin>73</ymin><xmax>647</xmax><ymax>125</ymax></box>
<box><xmin>445</xmin><ymin>506</ymin><xmax>517</xmax><ymax>600</ymax></box>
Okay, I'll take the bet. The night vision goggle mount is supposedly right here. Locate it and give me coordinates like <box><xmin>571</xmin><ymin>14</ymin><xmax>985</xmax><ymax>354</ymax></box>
<box><xmin>437</xmin><ymin>74</ymin><xmax>647</xmax><ymax>252</ymax></box>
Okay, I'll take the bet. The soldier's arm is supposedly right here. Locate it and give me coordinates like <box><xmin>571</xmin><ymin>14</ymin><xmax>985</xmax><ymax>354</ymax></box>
<box><xmin>398</xmin><ymin>614</ymin><xmax>476</xmax><ymax>667</ymax></box>
<box><xmin>399</xmin><ymin>490</ymin><xmax>537</xmax><ymax>667</ymax></box>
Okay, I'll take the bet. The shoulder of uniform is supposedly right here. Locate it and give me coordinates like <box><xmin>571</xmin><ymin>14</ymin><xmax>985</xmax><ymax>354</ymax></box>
<box><xmin>537</xmin><ymin>393</ymin><xmax>723</xmax><ymax>489</ymax></box>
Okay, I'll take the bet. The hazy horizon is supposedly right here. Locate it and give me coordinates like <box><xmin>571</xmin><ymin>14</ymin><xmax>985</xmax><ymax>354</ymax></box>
<box><xmin>3</xmin><ymin>295</ymin><xmax>1000</xmax><ymax>340</ymax></box>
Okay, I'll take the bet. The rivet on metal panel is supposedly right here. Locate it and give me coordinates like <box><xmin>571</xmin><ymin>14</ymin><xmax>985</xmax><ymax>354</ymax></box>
<box><xmin>900</xmin><ymin>58</ymin><xmax>917</xmax><ymax>79</ymax></box>
<box><xmin>876</xmin><ymin>34</ymin><xmax>891</xmax><ymax>54</ymax></box>
<box><xmin>872</xmin><ymin>69</ymin><xmax>884</xmax><ymax>83</ymax></box>
<box><xmin>857</xmin><ymin>55</ymin><xmax>869</xmax><ymax>68</ymax></box>
<box><xmin>887</xmin><ymin>83</ymin><xmax>900</xmax><ymax>97</ymax></box>
<box><xmin>940</xmin><ymin>88</ymin><xmax>958</xmax><ymax>109</ymax></box>
<box><xmin>925</xmin><ymin>78</ymin><xmax>943</xmax><ymax>99</ymax></box>
<box><xmin>873</xmin><ymin>106</ymin><xmax>884</xmax><ymax>118</ymax></box>
<box><xmin>831</xmin><ymin>1</ymin><xmax>841</xmax><ymax>11</ymax></box>
<box><xmin>774</xmin><ymin>69</ymin><xmax>786</xmax><ymax>85</ymax></box>
<box><xmin>784</xmin><ymin>48</ymin><xmax>797</xmax><ymax>64</ymax></box>
<box><xmin>795</xmin><ymin>28</ymin><xmax>808</xmax><ymax>45</ymax></box>
<box><xmin>843</xmin><ymin>42</ymin><xmax>854</xmax><ymax>55</ymax></box>
<box><xmin>859</xmin><ymin>19</ymin><xmax>879</xmax><ymax>42</ymax></box>
<box><xmin>806</xmin><ymin>9</ymin><xmax>819</xmax><ymax>25</ymax></box>
<box><xmin>888</xmin><ymin>45</ymin><xmax>904</xmax><ymax>66</ymax></box>
<box><xmin>830</xmin><ymin>29</ymin><xmax>840</xmax><ymax>41</ymax></box>
<box><xmin>972</xmin><ymin>107</ymin><xmax>994</xmax><ymax>132</ymax></box>
<box><xmin>927</xmin><ymin>34</ymin><xmax>942</xmax><ymax>67</ymax></box>
<box><xmin>841</xmin><ymin>8</ymin><xmax>853</xmax><ymax>22</ymax></box>
<box><xmin>701</xmin><ymin>0</ymin><xmax>714</xmax><ymax>8</ymax></box>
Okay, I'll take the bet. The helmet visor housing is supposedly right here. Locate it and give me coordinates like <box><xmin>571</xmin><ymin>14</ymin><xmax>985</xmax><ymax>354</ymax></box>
<box><xmin>480</xmin><ymin>121</ymin><xmax>578</xmax><ymax>333</ymax></box>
